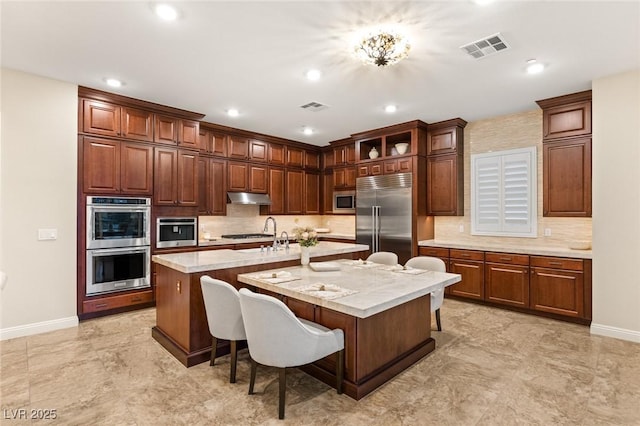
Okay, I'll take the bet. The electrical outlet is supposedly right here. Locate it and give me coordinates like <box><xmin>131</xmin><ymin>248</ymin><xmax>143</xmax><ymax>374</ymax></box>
<box><xmin>544</xmin><ymin>228</ymin><xmax>552</xmax><ymax>237</ymax></box>
<box><xmin>38</xmin><ymin>228</ymin><xmax>57</xmax><ymax>240</ymax></box>
<box><xmin>459</xmin><ymin>224</ymin><xmax>464</xmax><ymax>233</ymax></box>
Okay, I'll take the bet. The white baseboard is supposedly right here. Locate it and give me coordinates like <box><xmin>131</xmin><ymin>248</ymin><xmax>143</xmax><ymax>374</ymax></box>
<box><xmin>590</xmin><ymin>322</ymin><xmax>640</xmax><ymax>343</ymax></box>
<box><xmin>0</xmin><ymin>316</ymin><xmax>79</xmax><ymax>341</ymax></box>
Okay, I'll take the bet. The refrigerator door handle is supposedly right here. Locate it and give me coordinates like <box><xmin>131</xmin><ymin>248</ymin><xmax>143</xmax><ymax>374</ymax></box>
<box><xmin>371</xmin><ymin>206</ymin><xmax>377</xmax><ymax>252</ymax></box>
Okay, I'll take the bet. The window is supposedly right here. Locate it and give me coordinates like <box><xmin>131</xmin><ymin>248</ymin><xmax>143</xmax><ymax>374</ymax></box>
<box><xmin>471</xmin><ymin>146</ymin><xmax>537</xmax><ymax>237</ymax></box>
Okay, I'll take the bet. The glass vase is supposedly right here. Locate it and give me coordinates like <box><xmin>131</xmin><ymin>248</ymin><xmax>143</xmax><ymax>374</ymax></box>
<box><xmin>300</xmin><ymin>246</ymin><xmax>310</xmax><ymax>266</ymax></box>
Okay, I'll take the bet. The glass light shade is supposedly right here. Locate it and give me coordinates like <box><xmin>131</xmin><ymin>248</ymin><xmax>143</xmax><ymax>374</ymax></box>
<box><xmin>354</xmin><ymin>30</ymin><xmax>411</xmax><ymax>67</ymax></box>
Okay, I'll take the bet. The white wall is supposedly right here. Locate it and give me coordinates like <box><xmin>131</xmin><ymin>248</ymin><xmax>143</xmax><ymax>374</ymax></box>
<box><xmin>591</xmin><ymin>69</ymin><xmax>640</xmax><ymax>342</ymax></box>
<box><xmin>0</xmin><ymin>68</ymin><xmax>79</xmax><ymax>339</ymax></box>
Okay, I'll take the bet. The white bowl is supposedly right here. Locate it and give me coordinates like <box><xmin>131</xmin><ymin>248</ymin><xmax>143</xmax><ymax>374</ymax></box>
<box><xmin>568</xmin><ymin>240</ymin><xmax>591</xmax><ymax>250</ymax></box>
<box><xmin>395</xmin><ymin>143</ymin><xmax>409</xmax><ymax>155</ymax></box>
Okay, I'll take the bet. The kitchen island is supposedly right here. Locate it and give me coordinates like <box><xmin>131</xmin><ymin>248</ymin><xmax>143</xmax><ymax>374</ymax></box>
<box><xmin>238</xmin><ymin>260</ymin><xmax>461</xmax><ymax>399</ymax></box>
<box><xmin>152</xmin><ymin>242</ymin><xmax>369</xmax><ymax>367</ymax></box>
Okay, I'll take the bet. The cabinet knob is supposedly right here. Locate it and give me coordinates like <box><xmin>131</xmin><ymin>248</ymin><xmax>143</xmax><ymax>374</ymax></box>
<box><xmin>176</xmin><ymin>280</ymin><xmax>181</xmax><ymax>293</ymax></box>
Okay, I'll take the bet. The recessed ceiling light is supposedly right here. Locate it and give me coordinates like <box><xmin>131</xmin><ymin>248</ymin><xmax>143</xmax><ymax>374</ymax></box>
<box><xmin>385</xmin><ymin>104</ymin><xmax>397</xmax><ymax>113</ymax></box>
<box><xmin>526</xmin><ymin>59</ymin><xmax>545</xmax><ymax>74</ymax></box>
<box><xmin>105</xmin><ymin>78</ymin><xmax>123</xmax><ymax>88</ymax></box>
<box><xmin>303</xmin><ymin>127</ymin><xmax>314</xmax><ymax>136</ymax></box>
<box><xmin>227</xmin><ymin>108</ymin><xmax>239</xmax><ymax>117</ymax></box>
<box><xmin>306</xmin><ymin>69</ymin><xmax>322</xmax><ymax>81</ymax></box>
<box><xmin>155</xmin><ymin>4</ymin><xmax>178</xmax><ymax>21</ymax></box>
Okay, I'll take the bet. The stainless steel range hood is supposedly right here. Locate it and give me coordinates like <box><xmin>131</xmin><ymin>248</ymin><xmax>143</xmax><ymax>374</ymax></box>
<box><xmin>227</xmin><ymin>192</ymin><xmax>272</xmax><ymax>205</ymax></box>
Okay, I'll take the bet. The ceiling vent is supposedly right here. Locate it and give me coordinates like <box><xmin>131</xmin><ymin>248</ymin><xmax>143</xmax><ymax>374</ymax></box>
<box><xmin>300</xmin><ymin>101</ymin><xmax>328</xmax><ymax>112</ymax></box>
<box><xmin>460</xmin><ymin>33</ymin><xmax>509</xmax><ymax>59</ymax></box>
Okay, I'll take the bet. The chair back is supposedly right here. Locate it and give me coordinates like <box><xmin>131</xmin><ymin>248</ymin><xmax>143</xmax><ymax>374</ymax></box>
<box><xmin>200</xmin><ymin>276</ymin><xmax>246</xmax><ymax>341</ymax></box>
<box><xmin>405</xmin><ymin>256</ymin><xmax>446</xmax><ymax>312</ymax></box>
<box><xmin>238</xmin><ymin>288</ymin><xmax>343</xmax><ymax>368</ymax></box>
<box><xmin>367</xmin><ymin>251</ymin><xmax>398</xmax><ymax>266</ymax></box>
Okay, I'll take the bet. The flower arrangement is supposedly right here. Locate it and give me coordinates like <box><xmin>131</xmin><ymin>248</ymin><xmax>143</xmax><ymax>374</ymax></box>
<box><xmin>292</xmin><ymin>226</ymin><xmax>318</xmax><ymax>247</ymax></box>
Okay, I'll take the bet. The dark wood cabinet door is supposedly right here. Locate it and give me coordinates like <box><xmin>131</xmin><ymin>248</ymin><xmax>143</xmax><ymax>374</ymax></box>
<box><xmin>178</xmin><ymin>120</ymin><xmax>199</xmax><ymax>149</ymax></box>
<box><xmin>485</xmin><ymin>263</ymin><xmax>529</xmax><ymax>308</ymax></box>
<box><xmin>120</xmin><ymin>142</ymin><xmax>153</xmax><ymax>195</ymax></box>
<box><xmin>154</xmin><ymin>115</ymin><xmax>178</xmax><ymax>145</ymax></box>
<box><xmin>322</xmin><ymin>172</ymin><xmax>334</xmax><ymax>214</ymax></box>
<box><xmin>427</xmin><ymin>125</ymin><xmax>459</xmax><ymax>156</ymax></box>
<box><xmin>304</xmin><ymin>172</ymin><xmax>320</xmax><ymax>214</ymax></box>
<box><xmin>358</xmin><ymin>165</ymin><xmax>369</xmax><ymax>177</ymax></box>
<box><xmin>542</xmin><ymin>100</ymin><xmax>591</xmax><ymax>140</ymax></box>
<box><xmin>286</xmin><ymin>169</ymin><xmax>304</xmax><ymax>214</ymax></box>
<box><xmin>83</xmin><ymin>100</ymin><xmax>121</xmax><ymax>137</ymax></box>
<box><xmin>227</xmin><ymin>161</ymin><xmax>249</xmax><ymax>191</ymax></box>
<box><xmin>266</xmin><ymin>167</ymin><xmax>285</xmax><ymax>214</ymax></box>
<box><xmin>543</xmin><ymin>138</ymin><xmax>591</xmax><ymax>217</ymax></box>
<box><xmin>397</xmin><ymin>157</ymin><xmax>412</xmax><ymax>173</ymax></box>
<box><xmin>345</xmin><ymin>167</ymin><xmax>357</xmax><ymax>188</ymax></box>
<box><xmin>449</xmin><ymin>258</ymin><xmax>484</xmax><ymax>300</ymax></box>
<box><xmin>249</xmin><ymin>165</ymin><xmax>268</xmax><ymax>193</ymax></box>
<box><xmin>209</xmin><ymin>159</ymin><xmax>227</xmax><ymax>215</ymax></box>
<box><xmin>198</xmin><ymin>129</ymin><xmax>211</xmax><ymax>153</ymax></box>
<box><xmin>530</xmin><ymin>267</ymin><xmax>584</xmax><ymax>318</ymax></box>
<box><xmin>122</xmin><ymin>107</ymin><xmax>153</xmax><ymax>142</ymax></box>
<box><xmin>315</xmin><ymin>306</ymin><xmax>357</xmax><ymax>382</ymax></box>
<box><xmin>249</xmin><ymin>140</ymin><xmax>268</xmax><ymax>162</ymax></box>
<box><xmin>287</xmin><ymin>147</ymin><xmax>304</xmax><ymax>168</ymax></box>
<box><xmin>269</xmin><ymin>143</ymin><xmax>285</xmax><ymax>166</ymax></box>
<box><xmin>333</xmin><ymin>168</ymin><xmax>345</xmax><ymax>188</ymax></box>
<box><xmin>285</xmin><ymin>297</ymin><xmax>315</xmax><ymax>321</ymax></box>
<box><xmin>345</xmin><ymin>144</ymin><xmax>356</xmax><ymax>164</ymax></box>
<box><xmin>427</xmin><ymin>153</ymin><xmax>462</xmax><ymax>216</ymax></box>
<box><xmin>333</xmin><ymin>146</ymin><xmax>346</xmax><ymax>166</ymax></box>
<box><xmin>228</xmin><ymin>136</ymin><xmax>249</xmax><ymax>159</ymax></box>
<box><xmin>211</xmin><ymin>133</ymin><xmax>227</xmax><ymax>157</ymax></box>
<box><xmin>83</xmin><ymin>137</ymin><xmax>120</xmax><ymax>193</ymax></box>
<box><xmin>154</xmin><ymin>147</ymin><xmax>178</xmax><ymax>205</ymax></box>
<box><xmin>305</xmin><ymin>151</ymin><xmax>320</xmax><ymax>170</ymax></box>
<box><xmin>177</xmin><ymin>150</ymin><xmax>198</xmax><ymax>206</ymax></box>
<box><xmin>323</xmin><ymin>150</ymin><xmax>334</xmax><ymax>169</ymax></box>
<box><xmin>197</xmin><ymin>157</ymin><xmax>209</xmax><ymax>215</ymax></box>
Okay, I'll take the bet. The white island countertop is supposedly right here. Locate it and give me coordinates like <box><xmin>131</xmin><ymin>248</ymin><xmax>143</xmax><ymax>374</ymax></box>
<box><xmin>152</xmin><ymin>241</ymin><xmax>369</xmax><ymax>274</ymax></box>
<box><xmin>418</xmin><ymin>239</ymin><xmax>592</xmax><ymax>259</ymax></box>
<box><xmin>238</xmin><ymin>259</ymin><xmax>461</xmax><ymax>318</ymax></box>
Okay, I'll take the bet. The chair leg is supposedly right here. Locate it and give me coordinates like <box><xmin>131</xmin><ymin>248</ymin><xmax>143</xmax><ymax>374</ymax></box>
<box><xmin>248</xmin><ymin>358</ymin><xmax>257</xmax><ymax>395</ymax></box>
<box><xmin>336</xmin><ymin>349</ymin><xmax>344</xmax><ymax>395</ymax></box>
<box><xmin>435</xmin><ymin>308</ymin><xmax>442</xmax><ymax>331</ymax></box>
<box><xmin>278</xmin><ymin>368</ymin><xmax>286</xmax><ymax>420</ymax></box>
<box><xmin>210</xmin><ymin>336</ymin><xmax>218</xmax><ymax>366</ymax></box>
<box><xmin>230</xmin><ymin>340</ymin><xmax>238</xmax><ymax>383</ymax></box>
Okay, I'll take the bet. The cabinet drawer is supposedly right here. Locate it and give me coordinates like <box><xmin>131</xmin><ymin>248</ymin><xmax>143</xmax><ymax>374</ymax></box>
<box><xmin>530</xmin><ymin>256</ymin><xmax>583</xmax><ymax>271</ymax></box>
<box><xmin>418</xmin><ymin>247</ymin><xmax>450</xmax><ymax>258</ymax></box>
<box><xmin>450</xmin><ymin>249</ymin><xmax>484</xmax><ymax>261</ymax></box>
<box><xmin>485</xmin><ymin>252</ymin><xmax>529</xmax><ymax>266</ymax></box>
<box><xmin>83</xmin><ymin>290</ymin><xmax>153</xmax><ymax>313</ymax></box>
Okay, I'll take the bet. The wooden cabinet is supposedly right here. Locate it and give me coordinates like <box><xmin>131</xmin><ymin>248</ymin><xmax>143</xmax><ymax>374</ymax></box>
<box><xmin>269</xmin><ymin>143</ymin><xmax>285</xmax><ymax>166</ymax></box>
<box><xmin>83</xmin><ymin>137</ymin><xmax>153</xmax><ymax>195</ymax></box>
<box><xmin>322</xmin><ymin>172</ymin><xmax>334</xmax><ymax>214</ymax></box>
<box><xmin>426</xmin><ymin>118</ymin><xmax>466</xmax><ymax>216</ymax></box>
<box><xmin>198</xmin><ymin>129</ymin><xmax>227</xmax><ymax>156</ymax></box>
<box><xmin>530</xmin><ymin>256</ymin><xmax>585</xmax><ymax>318</ymax></box>
<box><xmin>228</xmin><ymin>136</ymin><xmax>250</xmax><ymax>159</ymax></box>
<box><xmin>383</xmin><ymin>158</ymin><xmax>412</xmax><ymax>174</ymax></box>
<box><xmin>427</xmin><ymin>154</ymin><xmax>463</xmax><ymax>216</ymax></box>
<box><xmin>82</xmin><ymin>289</ymin><xmax>153</xmax><ymax>314</ymax></box>
<box><xmin>83</xmin><ymin>100</ymin><xmax>153</xmax><ymax>142</ymax></box>
<box><xmin>249</xmin><ymin>140</ymin><xmax>268</xmax><ymax>162</ymax></box>
<box><xmin>178</xmin><ymin>119</ymin><xmax>199</xmax><ymax>149</ymax></box>
<box><xmin>358</xmin><ymin>162</ymin><xmax>383</xmax><ymax>177</ymax></box>
<box><xmin>263</xmin><ymin>167</ymin><xmax>285</xmax><ymax>214</ymax></box>
<box><xmin>287</xmin><ymin>147</ymin><xmax>305</xmax><ymax>168</ymax></box>
<box><xmin>154</xmin><ymin>115</ymin><xmax>178</xmax><ymax>145</ymax></box>
<box><xmin>484</xmin><ymin>253</ymin><xmax>530</xmax><ymax>308</ymax></box>
<box><xmin>198</xmin><ymin>157</ymin><xmax>227</xmax><ymax>216</ymax></box>
<box><xmin>286</xmin><ymin>169</ymin><xmax>304</xmax><ymax>214</ymax></box>
<box><xmin>449</xmin><ymin>249</ymin><xmax>484</xmax><ymax>300</ymax></box>
<box><xmin>154</xmin><ymin>147</ymin><xmax>198</xmax><ymax>206</ymax></box>
<box><xmin>543</xmin><ymin>138</ymin><xmax>592</xmax><ymax>217</ymax></box>
<box><xmin>305</xmin><ymin>150</ymin><xmax>320</xmax><ymax>170</ymax></box>
<box><xmin>418</xmin><ymin>247</ymin><xmax>449</xmax><ymax>267</ymax></box>
<box><xmin>333</xmin><ymin>167</ymin><xmax>357</xmax><ymax>189</ymax></box>
<box><xmin>227</xmin><ymin>161</ymin><xmax>268</xmax><ymax>193</ymax></box>
<box><xmin>537</xmin><ymin>90</ymin><xmax>592</xmax><ymax>217</ymax></box>
<box><xmin>249</xmin><ymin>164</ymin><xmax>268</xmax><ymax>193</ymax></box>
<box><xmin>304</xmin><ymin>172</ymin><xmax>320</xmax><ymax>214</ymax></box>
<box><xmin>334</xmin><ymin>144</ymin><xmax>356</xmax><ymax>166</ymax></box>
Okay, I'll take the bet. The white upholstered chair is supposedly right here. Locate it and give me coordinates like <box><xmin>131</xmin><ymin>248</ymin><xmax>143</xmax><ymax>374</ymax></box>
<box><xmin>405</xmin><ymin>256</ymin><xmax>447</xmax><ymax>331</ymax></box>
<box><xmin>366</xmin><ymin>251</ymin><xmax>398</xmax><ymax>266</ymax></box>
<box><xmin>200</xmin><ymin>276</ymin><xmax>247</xmax><ymax>383</ymax></box>
<box><xmin>238</xmin><ymin>288</ymin><xmax>344</xmax><ymax>420</ymax></box>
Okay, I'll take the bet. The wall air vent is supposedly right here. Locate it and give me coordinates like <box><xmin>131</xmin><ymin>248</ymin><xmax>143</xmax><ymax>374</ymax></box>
<box><xmin>460</xmin><ymin>33</ymin><xmax>510</xmax><ymax>59</ymax></box>
<box><xmin>300</xmin><ymin>101</ymin><xmax>328</xmax><ymax>112</ymax></box>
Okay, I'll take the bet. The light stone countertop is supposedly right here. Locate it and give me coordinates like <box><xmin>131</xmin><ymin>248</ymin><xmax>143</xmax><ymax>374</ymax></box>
<box><xmin>418</xmin><ymin>239</ymin><xmax>592</xmax><ymax>259</ymax></box>
<box><xmin>319</xmin><ymin>233</ymin><xmax>355</xmax><ymax>240</ymax></box>
<box><xmin>198</xmin><ymin>236</ymin><xmax>274</xmax><ymax>247</ymax></box>
<box><xmin>238</xmin><ymin>259</ymin><xmax>461</xmax><ymax>318</ymax></box>
<box><xmin>153</xmin><ymin>241</ymin><xmax>369</xmax><ymax>274</ymax></box>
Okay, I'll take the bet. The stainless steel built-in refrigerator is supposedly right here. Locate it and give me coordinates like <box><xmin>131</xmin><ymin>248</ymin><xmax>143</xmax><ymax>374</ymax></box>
<box><xmin>356</xmin><ymin>173</ymin><xmax>413</xmax><ymax>264</ymax></box>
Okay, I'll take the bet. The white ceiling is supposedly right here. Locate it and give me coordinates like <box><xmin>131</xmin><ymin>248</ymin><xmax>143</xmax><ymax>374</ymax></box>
<box><xmin>2</xmin><ymin>1</ymin><xmax>639</xmax><ymax>146</ymax></box>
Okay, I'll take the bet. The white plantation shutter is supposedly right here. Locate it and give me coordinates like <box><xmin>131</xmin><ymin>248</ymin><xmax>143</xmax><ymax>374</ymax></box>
<box><xmin>471</xmin><ymin>147</ymin><xmax>537</xmax><ymax>237</ymax></box>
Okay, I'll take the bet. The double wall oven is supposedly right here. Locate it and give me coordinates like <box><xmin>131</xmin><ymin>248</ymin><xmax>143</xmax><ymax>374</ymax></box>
<box><xmin>85</xmin><ymin>196</ymin><xmax>151</xmax><ymax>296</ymax></box>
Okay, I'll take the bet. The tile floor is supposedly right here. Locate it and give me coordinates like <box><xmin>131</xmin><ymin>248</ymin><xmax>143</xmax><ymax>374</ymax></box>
<box><xmin>2</xmin><ymin>299</ymin><xmax>640</xmax><ymax>425</ymax></box>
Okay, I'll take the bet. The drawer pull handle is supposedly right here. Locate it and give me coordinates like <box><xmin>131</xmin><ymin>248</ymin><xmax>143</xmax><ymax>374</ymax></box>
<box><xmin>499</xmin><ymin>257</ymin><xmax>512</xmax><ymax>261</ymax></box>
<box><xmin>460</xmin><ymin>254</ymin><xmax>470</xmax><ymax>258</ymax></box>
<box><xmin>549</xmin><ymin>262</ymin><xmax>563</xmax><ymax>266</ymax></box>
<box><xmin>95</xmin><ymin>303</ymin><xmax>108</xmax><ymax>308</ymax></box>
<box><xmin>131</xmin><ymin>297</ymin><xmax>142</xmax><ymax>302</ymax></box>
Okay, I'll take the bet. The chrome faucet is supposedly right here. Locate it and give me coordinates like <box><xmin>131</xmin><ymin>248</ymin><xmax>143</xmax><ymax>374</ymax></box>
<box><xmin>263</xmin><ymin>216</ymin><xmax>278</xmax><ymax>249</ymax></box>
<box><xmin>280</xmin><ymin>231</ymin><xmax>289</xmax><ymax>250</ymax></box>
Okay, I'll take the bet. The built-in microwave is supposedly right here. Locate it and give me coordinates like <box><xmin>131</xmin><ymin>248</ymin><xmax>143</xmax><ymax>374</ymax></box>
<box><xmin>156</xmin><ymin>217</ymin><xmax>197</xmax><ymax>248</ymax></box>
<box><xmin>333</xmin><ymin>190</ymin><xmax>356</xmax><ymax>214</ymax></box>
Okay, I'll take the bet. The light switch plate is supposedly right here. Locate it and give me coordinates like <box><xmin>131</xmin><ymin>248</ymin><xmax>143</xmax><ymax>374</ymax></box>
<box><xmin>38</xmin><ymin>228</ymin><xmax>58</xmax><ymax>240</ymax></box>
<box><xmin>544</xmin><ymin>228</ymin><xmax>552</xmax><ymax>237</ymax></box>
